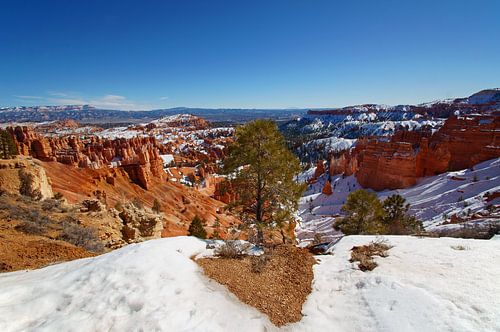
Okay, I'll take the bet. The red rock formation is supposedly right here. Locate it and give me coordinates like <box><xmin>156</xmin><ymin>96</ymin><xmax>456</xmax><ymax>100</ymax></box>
<box><xmin>8</xmin><ymin>126</ymin><xmax>165</xmax><ymax>189</ymax></box>
<box><xmin>213</xmin><ymin>180</ymin><xmax>238</xmax><ymax>204</ymax></box>
<box><xmin>355</xmin><ymin>140</ymin><xmax>419</xmax><ymax>190</ymax></box>
<box><xmin>313</xmin><ymin>160</ymin><xmax>325</xmax><ymax>179</ymax></box>
<box><xmin>329</xmin><ymin>151</ymin><xmax>358</xmax><ymax>176</ymax></box>
<box><xmin>355</xmin><ymin>115</ymin><xmax>500</xmax><ymax>190</ymax></box>
<box><xmin>322</xmin><ymin>180</ymin><xmax>333</xmax><ymax>195</ymax></box>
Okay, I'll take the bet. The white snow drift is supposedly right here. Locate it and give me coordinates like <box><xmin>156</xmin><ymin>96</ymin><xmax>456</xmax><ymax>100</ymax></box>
<box><xmin>1</xmin><ymin>236</ymin><xmax>499</xmax><ymax>331</ymax></box>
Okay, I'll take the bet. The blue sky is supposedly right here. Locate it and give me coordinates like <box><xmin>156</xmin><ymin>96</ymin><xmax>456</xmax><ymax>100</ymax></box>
<box><xmin>1</xmin><ymin>0</ymin><xmax>499</xmax><ymax>110</ymax></box>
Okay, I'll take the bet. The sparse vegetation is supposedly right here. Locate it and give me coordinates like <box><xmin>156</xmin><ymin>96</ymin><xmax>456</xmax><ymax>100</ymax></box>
<box><xmin>41</xmin><ymin>198</ymin><xmax>63</xmax><ymax>211</ymax></box>
<box><xmin>211</xmin><ymin>217</ymin><xmax>221</xmax><ymax>239</ymax></box>
<box><xmin>214</xmin><ymin>241</ymin><xmax>251</xmax><ymax>259</ymax></box>
<box><xmin>0</xmin><ymin>129</ymin><xmax>18</xmax><ymax>159</ymax></box>
<box><xmin>152</xmin><ymin>199</ymin><xmax>162</xmax><ymax>214</ymax></box>
<box><xmin>188</xmin><ymin>215</ymin><xmax>207</xmax><ymax>239</ymax></box>
<box><xmin>451</xmin><ymin>244</ymin><xmax>470</xmax><ymax>251</ymax></box>
<box><xmin>132</xmin><ymin>197</ymin><xmax>144</xmax><ymax>209</ymax></box>
<box><xmin>250</xmin><ymin>253</ymin><xmax>270</xmax><ymax>273</ymax></box>
<box><xmin>336</xmin><ymin>190</ymin><xmax>422</xmax><ymax>235</ymax></box>
<box><xmin>350</xmin><ymin>238</ymin><xmax>393</xmax><ymax>271</ymax></box>
<box><xmin>114</xmin><ymin>201</ymin><xmax>124</xmax><ymax>211</ymax></box>
<box><xmin>53</xmin><ymin>192</ymin><xmax>64</xmax><ymax>200</ymax></box>
<box><xmin>58</xmin><ymin>222</ymin><xmax>104</xmax><ymax>253</ymax></box>
<box><xmin>14</xmin><ymin>211</ymin><xmax>51</xmax><ymax>235</ymax></box>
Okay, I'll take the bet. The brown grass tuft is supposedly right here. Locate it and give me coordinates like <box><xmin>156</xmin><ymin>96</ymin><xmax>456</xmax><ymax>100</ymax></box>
<box><xmin>350</xmin><ymin>238</ymin><xmax>393</xmax><ymax>271</ymax></box>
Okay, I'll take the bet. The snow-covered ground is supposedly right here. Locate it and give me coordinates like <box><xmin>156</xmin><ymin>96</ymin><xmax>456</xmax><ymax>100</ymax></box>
<box><xmin>1</xmin><ymin>236</ymin><xmax>499</xmax><ymax>331</ymax></box>
<box><xmin>296</xmin><ymin>158</ymin><xmax>500</xmax><ymax>245</ymax></box>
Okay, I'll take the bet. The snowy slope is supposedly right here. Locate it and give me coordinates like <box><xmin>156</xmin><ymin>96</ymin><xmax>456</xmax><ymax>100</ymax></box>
<box><xmin>0</xmin><ymin>237</ymin><xmax>274</xmax><ymax>332</ymax></box>
<box><xmin>380</xmin><ymin>158</ymin><xmax>500</xmax><ymax>228</ymax></box>
<box><xmin>296</xmin><ymin>158</ymin><xmax>500</xmax><ymax>244</ymax></box>
<box><xmin>1</xmin><ymin>236</ymin><xmax>499</xmax><ymax>331</ymax></box>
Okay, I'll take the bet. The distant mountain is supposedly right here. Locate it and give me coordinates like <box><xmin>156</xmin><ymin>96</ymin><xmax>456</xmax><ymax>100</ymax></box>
<box><xmin>0</xmin><ymin>105</ymin><xmax>307</xmax><ymax>124</ymax></box>
<box><xmin>281</xmin><ymin>89</ymin><xmax>499</xmax><ymax>142</ymax></box>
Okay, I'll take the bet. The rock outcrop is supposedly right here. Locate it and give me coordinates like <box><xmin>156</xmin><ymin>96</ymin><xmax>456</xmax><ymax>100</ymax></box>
<box><xmin>0</xmin><ymin>157</ymin><xmax>53</xmax><ymax>199</ymax></box>
<box><xmin>328</xmin><ymin>115</ymin><xmax>499</xmax><ymax>191</ymax></box>
<box><xmin>322</xmin><ymin>180</ymin><xmax>333</xmax><ymax>195</ymax></box>
<box><xmin>118</xmin><ymin>203</ymin><xmax>164</xmax><ymax>243</ymax></box>
<box><xmin>8</xmin><ymin>126</ymin><xmax>165</xmax><ymax>189</ymax></box>
<box><xmin>313</xmin><ymin>160</ymin><xmax>325</xmax><ymax>179</ymax></box>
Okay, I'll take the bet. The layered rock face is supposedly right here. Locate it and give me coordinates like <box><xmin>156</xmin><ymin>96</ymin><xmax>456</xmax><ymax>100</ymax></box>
<box><xmin>118</xmin><ymin>203</ymin><xmax>164</xmax><ymax>242</ymax></box>
<box><xmin>313</xmin><ymin>160</ymin><xmax>325</xmax><ymax>179</ymax></box>
<box><xmin>355</xmin><ymin>140</ymin><xmax>420</xmax><ymax>190</ymax></box>
<box><xmin>329</xmin><ymin>115</ymin><xmax>499</xmax><ymax>191</ymax></box>
<box><xmin>8</xmin><ymin>126</ymin><xmax>164</xmax><ymax>189</ymax></box>
<box><xmin>213</xmin><ymin>180</ymin><xmax>238</xmax><ymax>204</ymax></box>
<box><xmin>0</xmin><ymin>158</ymin><xmax>54</xmax><ymax>199</ymax></box>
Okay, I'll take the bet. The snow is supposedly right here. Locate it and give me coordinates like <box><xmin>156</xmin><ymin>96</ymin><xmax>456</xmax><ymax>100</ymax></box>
<box><xmin>159</xmin><ymin>154</ymin><xmax>174</xmax><ymax>166</ymax></box>
<box><xmin>296</xmin><ymin>158</ymin><xmax>500</xmax><ymax>245</ymax></box>
<box><xmin>1</xmin><ymin>236</ymin><xmax>499</xmax><ymax>331</ymax></box>
<box><xmin>380</xmin><ymin>158</ymin><xmax>500</xmax><ymax>228</ymax></box>
<box><xmin>0</xmin><ymin>237</ymin><xmax>274</xmax><ymax>332</ymax></box>
<box><xmin>296</xmin><ymin>235</ymin><xmax>500</xmax><ymax>332</ymax></box>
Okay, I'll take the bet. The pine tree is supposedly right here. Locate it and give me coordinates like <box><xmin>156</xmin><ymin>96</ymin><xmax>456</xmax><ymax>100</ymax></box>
<box><xmin>382</xmin><ymin>194</ymin><xmax>423</xmax><ymax>234</ymax></box>
<box><xmin>211</xmin><ymin>217</ymin><xmax>221</xmax><ymax>239</ymax></box>
<box><xmin>0</xmin><ymin>129</ymin><xmax>18</xmax><ymax>159</ymax></box>
<box><xmin>188</xmin><ymin>215</ymin><xmax>207</xmax><ymax>239</ymax></box>
<box><xmin>152</xmin><ymin>199</ymin><xmax>161</xmax><ymax>214</ymax></box>
<box><xmin>223</xmin><ymin>119</ymin><xmax>306</xmax><ymax>245</ymax></box>
<box><xmin>336</xmin><ymin>189</ymin><xmax>385</xmax><ymax>235</ymax></box>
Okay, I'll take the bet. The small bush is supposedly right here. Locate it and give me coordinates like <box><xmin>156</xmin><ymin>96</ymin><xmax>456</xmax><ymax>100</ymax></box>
<box><xmin>53</xmin><ymin>192</ymin><xmax>64</xmax><ymax>200</ymax></box>
<box><xmin>58</xmin><ymin>222</ymin><xmax>104</xmax><ymax>253</ymax></box>
<box><xmin>152</xmin><ymin>199</ymin><xmax>161</xmax><ymax>214</ymax></box>
<box><xmin>41</xmin><ymin>198</ymin><xmax>62</xmax><ymax>211</ymax></box>
<box><xmin>250</xmin><ymin>253</ymin><xmax>269</xmax><ymax>273</ymax></box>
<box><xmin>350</xmin><ymin>238</ymin><xmax>393</xmax><ymax>271</ymax></box>
<box><xmin>451</xmin><ymin>244</ymin><xmax>470</xmax><ymax>251</ymax></box>
<box><xmin>114</xmin><ymin>201</ymin><xmax>124</xmax><ymax>212</ymax></box>
<box><xmin>132</xmin><ymin>197</ymin><xmax>144</xmax><ymax>209</ymax></box>
<box><xmin>188</xmin><ymin>215</ymin><xmax>207</xmax><ymax>239</ymax></box>
<box><xmin>14</xmin><ymin>211</ymin><xmax>51</xmax><ymax>235</ymax></box>
<box><xmin>214</xmin><ymin>241</ymin><xmax>251</xmax><ymax>259</ymax></box>
<box><xmin>16</xmin><ymin>220</ymin><xmax>45</xmax><ymax>235</ymax></box>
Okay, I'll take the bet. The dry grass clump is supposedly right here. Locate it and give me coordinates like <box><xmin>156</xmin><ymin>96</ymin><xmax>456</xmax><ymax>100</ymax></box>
<box><xmin>58</xmin><ymin>222</ymin><xmax>104</xmax><ymax>253</ymax></box>
<box><xmin>214</xmin><ymin>241</ymin><xmax>251</xmax><ymax>259</ymax></box>
<box><xmin>350</xmin><ymin>238</ymin><xmax>393</xmax><ymax>271</ymax></box>
<box><xmin>14</xmin><ymin>211</ymin><xmax>52</xmax><ymax>235</ymax></box>
<box><xmin>451</xmin><ymin>244</ymin><xmax>470</xmax><ymax>251</ymax></box>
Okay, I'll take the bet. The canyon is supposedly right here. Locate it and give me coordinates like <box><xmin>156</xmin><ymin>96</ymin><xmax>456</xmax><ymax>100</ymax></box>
<box><xmin>325</xmin><ymin>114</ymin><xmax>499</xmax><ymax>191</ymax></box>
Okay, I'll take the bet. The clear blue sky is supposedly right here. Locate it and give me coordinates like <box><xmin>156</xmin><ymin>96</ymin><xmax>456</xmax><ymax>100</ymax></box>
<box><xmin>1</xmin><ymin>0</ymin><xmax>499</xmax><ymax>110</ymax></box>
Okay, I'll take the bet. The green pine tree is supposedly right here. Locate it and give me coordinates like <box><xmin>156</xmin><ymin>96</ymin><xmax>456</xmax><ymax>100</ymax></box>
<box><xmin>211</xmin><ymin>217</ymin><xmax>221</xmax><ymax>239</ymax></box>
<box><xmin>336</xmin><ymin>189</ymin><xmax>385</xmax><ymax>235</ymax></box>
<box><xmin>223</xmin><ymin>119</ymin><xmax>306</xmax><ymax>245</ymax></box>
<box><xmin>188</xmin><ymin>215</ymin><xmax>207</xmax><ymax>239</ymax></box>
<box><xmin>0</xmin><ymin>129</ymin><xmax>18</xmax><ymax>159</ymax></box>
<box><xmin>382</xmin><ymin>194</ymin><xmax>423</xmax><ymax>234</ymax></box>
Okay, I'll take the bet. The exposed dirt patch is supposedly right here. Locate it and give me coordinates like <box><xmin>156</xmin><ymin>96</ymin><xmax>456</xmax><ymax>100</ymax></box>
<box><xmin>0</xmin><ymin>227</ymin><xmax>93</xmax><ymax>272</ymax></box>
<box><xmin>197</xmin><ymin>245</ymin><xmax>315</xmax><ymax>326</ymax></box>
